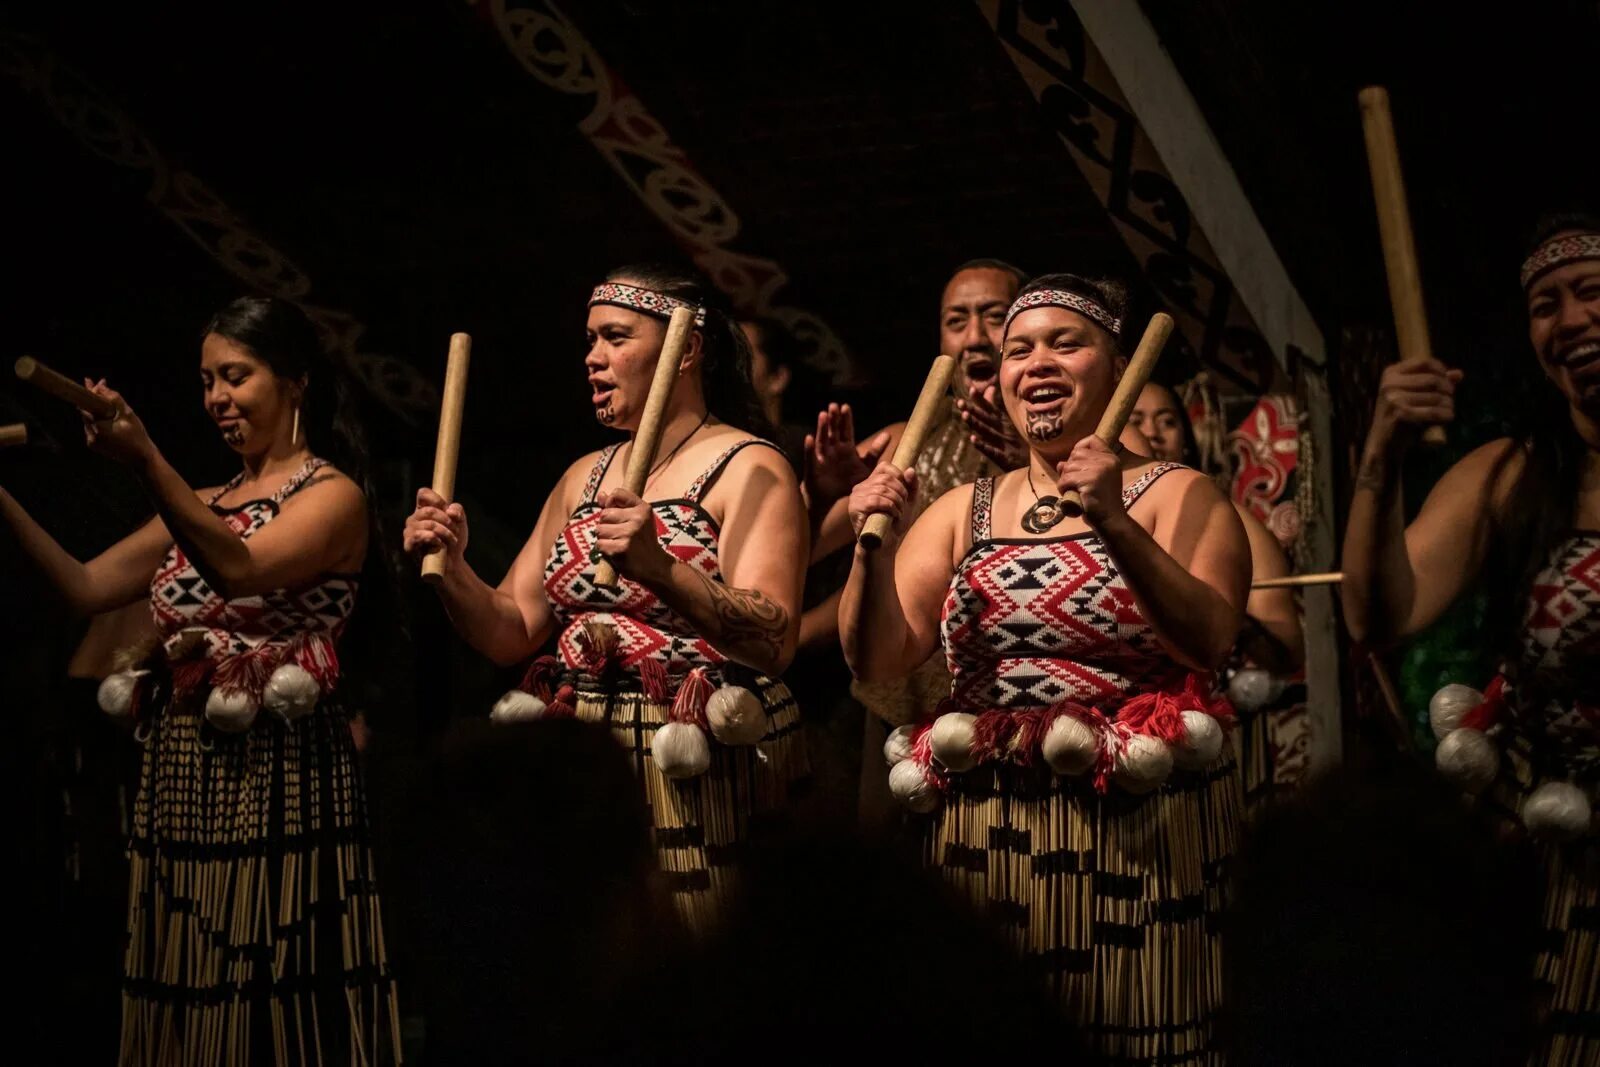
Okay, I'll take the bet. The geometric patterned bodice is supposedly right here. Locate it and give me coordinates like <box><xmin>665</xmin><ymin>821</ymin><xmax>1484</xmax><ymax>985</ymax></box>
<box><xmin>148</xmin><ymin>456</ymin><xmax>358</xmax><ymax>662</ymax></box>
<box><xmin>543</xmin><ymin>438</ymin><xmax>781</xmax><ymax>677</ymax></box>
<box><xmin>1506</xmin><ymin>531</ymin><xmax>1600</xmax><ymax>780</ymax></box>
<box><xmin>941</xmin><ymin>463</ymin><xmax>1186</xmax><ymax>712</ymax></box>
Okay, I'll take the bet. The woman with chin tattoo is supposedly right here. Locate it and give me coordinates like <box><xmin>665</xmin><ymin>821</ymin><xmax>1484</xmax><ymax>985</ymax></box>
<box><xmin>403</xmin><ymin>264</ymin><xmax>807</xmax><ymax>932</ymax></box>
<box><xmin>840</xmin><ymin>273</ymin><xmax>1249</xmax><ymax>1064</ymax></box>
<box><xmin>1</xmin><ymin>296</ymin><xmax>398</xmax><ymax>1064</ymax></box>
<box><xmin>1342</xmin><ymin>212</ymin><xmax>1600</xmax><ymax>1065</ymax></box>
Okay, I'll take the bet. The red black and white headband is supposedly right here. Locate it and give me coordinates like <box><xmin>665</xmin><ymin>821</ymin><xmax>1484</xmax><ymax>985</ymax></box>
<box><xmin>1003</xmin><ymin>288</ymin><xmax>1122</xmax><ymax>336</ymax></box>
<box><xmin>588</xmin><ymin>282</ymin><xmax>707</xmax><ymax>327</ymax></box>
<box><xmin>1520</xmin><ymin>232</ymin><xmax>1600</xmax><ymax>290</ymax></box>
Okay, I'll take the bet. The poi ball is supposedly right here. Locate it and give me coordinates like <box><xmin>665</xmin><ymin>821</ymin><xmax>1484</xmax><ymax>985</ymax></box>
<box><xmin>1113</xmin><ymin>734</ymin><xmax>1173</xmax><ymax>794</ymax></box>
<box><xmin>888</xmin><ymin>760</ymin><xmax>939</xmax><ymax>814</ymax></box>
<box><xmin>653</xmin><ymin>721</ymin><xmax>711</xmax><ymax>779</ymax></box>
<box><xmin>490</xmin><ymin>690</ymin><xmax>547</xmax><ymax>724</ymax></box>
<box><xmin>929</xmin><ymin>712</ymin><xmax>979</xmax><ymax>773</ymax></box>
<box><xmin>1522</xmin><ymin>782</ymin><xmax>1592</xmax><ymax>841</ymax></box>
<box><xmin>1042</xmin><ymin>715</ymin><xmax>1099</xmax><ymax>776</ymax></box>
<box><xmin>96</xmin><ymin>669</ymin><xmax>145</xmax><ymax>719</ymax></box>
<box><xmin>706</xmin><ymin>685</ymin><xmax>768</xmax><ymax>746</ymax></box>
<box><xmin>1428</xmin><ymin>683</ymin><xmax>1484</xmax><ymax>740</ymax></box>
<box><xmin>262</xmin><ymin>663</ymin><xmax>320</xmax><ymax>722</ymax></box>
<box><xmin>1434</xmin><ymin>727</ymin><xmax>1499</xmax><ymax>794</ymax></box>
<box><xmin>1226</xmin><ymin>668</ymin><xmax>1283</xmax><ymax>713</ymax></box>
<box><xmin>1172</xmin><ymin>710</ymin><xmax>1225</xmax><ymax>771</ymax></box>
<box><xmin>883</xmin><ymin>724</ymin><xmax>918</xmax><ymax>766</ymax></box>
<box><xmin>204</xmin><ymin>687</ymin><xmax>260</xmax><ymax>733</ymax></box>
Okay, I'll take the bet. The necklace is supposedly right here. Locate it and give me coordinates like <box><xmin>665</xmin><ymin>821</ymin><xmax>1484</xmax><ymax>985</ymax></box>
<box><xmin>638</xmin><ymin>412</ymin><xmax>710</xmax><ymax>493</ymax></box>
<box><xmin>1022</xmin><ymin>467</ymin><xmax>1066</xmax><ymax>534</ymax></box>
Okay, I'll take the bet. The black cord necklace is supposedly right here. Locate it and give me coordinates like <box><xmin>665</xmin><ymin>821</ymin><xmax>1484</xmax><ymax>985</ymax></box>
<box><xmin>639</xmin><ymin>412</ymin><xmax>710</xmax><ymax>492</ymax></box>
<box><xmin>1022</xmin><ymin>467</ymin><xmax>1066</xmax><ymax>534</ymax></box>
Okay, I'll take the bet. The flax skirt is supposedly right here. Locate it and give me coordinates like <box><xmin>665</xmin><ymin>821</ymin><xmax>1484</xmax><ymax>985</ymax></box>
<box><xmin>924</xmin><ymin>750</ymin><xmax>1243</xmax><ymax>1067</ymax></box>
<box><xmin>573</xmin><ymin>674</ymin><xmax>807</xmax><ymax>934</ymax></box>
<box><xmin>121</xmin><ymin>694</ymin><xmax>399</xmax><ymax>1067</ymax></box>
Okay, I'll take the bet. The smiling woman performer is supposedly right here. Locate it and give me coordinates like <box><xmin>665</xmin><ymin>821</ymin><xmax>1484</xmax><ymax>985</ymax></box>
<box><xmin>403</xmin><ymin>265</ymin><xmax>807</xmax><ymax>931</ymax></box>
<box><xmin>1342</xmin><ymin>213</ymin><xmax>1600</xmax><ymax>1065</ymax></box>
<box><xmin>0</xmin><ymin>297</ymin><xmax>397</xmax><ymax>1064</ymax></box>
<box><xmin>840</xmin><ymin>273</ymin><xmax>1249</xmax><ymax>1064</ymax></box>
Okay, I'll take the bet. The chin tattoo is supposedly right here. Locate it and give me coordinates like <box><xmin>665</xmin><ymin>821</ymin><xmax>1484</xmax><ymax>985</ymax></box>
<box><xmin>1025</xmin><ymin>413</ymin><xmax>1064</xmax><ymax>442</ymax></box>
<box><xmin>596</xmin><ymin>405</ymin><xmax>617</xmax><ymax>426</ymax></box>
<box><xmin>223</xmin><ymin>428</ymin><xmax>245</xmax><ymax>446</ymax></box>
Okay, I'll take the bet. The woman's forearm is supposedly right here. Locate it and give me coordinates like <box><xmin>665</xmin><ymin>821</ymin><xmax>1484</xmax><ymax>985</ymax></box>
<box><xmin>648</xmin><ymin>561</ymin><xmax>794</xmax><ymax>675</ymax></box>
<box><xmin>839</xmin><ymin>545</ymin><xmax>916</xmax><ymax>681</ymax></box>
<box><xmin>436</xmin><ymin>559</ymin><xmax>542</xmax><ymax>667</ymax></box>
<box><xmin>1096</xmin><ymin>511</ymin><xmax>1242</xmax><ymax>670</ymax></box>
<box><xmin>1340</xmin><ymin>433</ymin><xmax>1416</xmax><ymax>647</ymax></box>
<box><xmin>1</xmin><ymin>487</ymin><xmax>95</xmax><ymax>612</ymax></box>
<box><xmin>135</xmin><ymin>451</ymin><xmax>254</xmax><ymax>596</ymax></box>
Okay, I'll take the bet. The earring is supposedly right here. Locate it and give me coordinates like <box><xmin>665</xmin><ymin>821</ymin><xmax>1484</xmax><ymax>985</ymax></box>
<box><xmin>291</xmin><ymin>405</ymin><xmax>301</xmax><ymax>446</ymax></box>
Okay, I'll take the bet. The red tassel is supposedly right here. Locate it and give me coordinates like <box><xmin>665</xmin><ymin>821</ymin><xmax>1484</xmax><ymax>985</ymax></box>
<box><xmin>290</xmin><ymin>635</ymin><xmax>341</xmax><ymax>692</ymax></box>
<box><xmin>1007</xmin><ymin>708</ymin><xmax>1051</xmax><ymax>765</ymax></box>
<box><xmin>518</xmin><ymin>656</ymin><xmax>562</xmax><ymax>703</ymax></box>
<box><xmin>1180</xmin><ymin>673</ymin><xmax>1236</xmax><ymax>730</ymax></box>
<box><xmin>636</xmin><ymin>657</ymin><xmax>672</xmax><ymax>705</ymax></box>
<box><xmin>211</xmin><ymin>646</ymin><xmax>277</xmax><ymax>702</ymax></box>
<box><xmin>577</xmin><ymin>620</ymin><xmax>619</xmax><ymax>677</ymax></box>
<box><xmin>909</xmin><ymin>719</ymin><xmax>948</xmax><ymax>792</ymax></box>
<box><xmin>1117</xmin><ymin>689</ymin><xmax>1185</xmax><ymax>745</ymax></box>
<box><xmin>547</xmin><ymin>684</ymin><xmax>577</xmax><ymax>718</ymax></box>
<box><xmin>169</xmin><ymin>660</ymin><xmax>213</xmax><ymax>703</ymax></box>
<box><xmin>1460</xmin><ymin>675</ymin><xmax>1509</xmax><ymax>732</ymax></box>
<box><xmin>1092</xmin><ymin>722</ymin><xmax>1124</xmax><ymax>794</ymax></box>
<box><xmin>669</xmin><ymin>667</ymin><xmax>713</xmax><ymax>727</ymax></box>
<box><xmin>971</xmin><ymin>709</ymin><xmax>1018</xmax><ymax>763</ymax></box>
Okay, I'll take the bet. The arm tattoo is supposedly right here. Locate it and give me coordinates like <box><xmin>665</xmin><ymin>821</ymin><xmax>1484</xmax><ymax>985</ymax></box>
<box><xmin>1355</xmin><ymin>451</ymin><xmax>1388</xmax><ymax>494</ymax></box>
<box><xmin>686</xmin><ymin>567</ymin><xmax>788</xmax><ymax>665</ymax></box>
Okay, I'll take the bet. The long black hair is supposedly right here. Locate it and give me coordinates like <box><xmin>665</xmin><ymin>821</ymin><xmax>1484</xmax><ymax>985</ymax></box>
<box><xmin>603</xmin><ymin>264</ymin><xmax>775</xmax><ymax>441</ymax></box>
<box><xmin>1486</xmin><ymin>210</ymin><xmax>1600</xmax><ymax>657</ymax></box>
<box><xmin>1145</xmin><ymin>379</ymin><xmax>1201</xmax><ymax>466</ymax></box>
<box><xmin>201</xmin><ymin>296</ymin><xmax>400</xmax><ymax>696</ymax></box>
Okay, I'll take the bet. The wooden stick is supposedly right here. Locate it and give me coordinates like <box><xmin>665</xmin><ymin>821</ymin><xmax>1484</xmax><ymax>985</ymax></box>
<box><xmin>1251</xmin><ymin>570</ymin><xmax>1343</xmax><ymax>589</ymax></box>
<box><xmin>1061</xmin><ymin>312</ymin><xmax>1175</xmax><ymax>518</ymax></box>
<box><xmin>858</xmin><ymin>354</ymin><xmax>958</xmax><ymax>550</ymax></box>
<box><xmin>594</xmin><ymin>306</ymin><xmax>697</xmax><ymax>588</ymax></box>
<box><xmin>1365</xmin><ymin>650</ymin><xmax>1412</xmax><ymax>749</ymax></box>
<box><xmin>0</xmin><ymin>423</ymin><xmax>26</xmax><ymax>448</ymax></box>
<box><xmin>14</xmin><ymin>356</ymin><xmax>119</xmax><ymax>418</ymax></box>
<box><xmin>1358</xmin><ymin>87</ymin><xmax>1446</xmax><ymax>446</ymax></box>
<box><xmin>420</xmin><ymin>333</ymin><xmax>472</xmax><ymax>583</ymax></box>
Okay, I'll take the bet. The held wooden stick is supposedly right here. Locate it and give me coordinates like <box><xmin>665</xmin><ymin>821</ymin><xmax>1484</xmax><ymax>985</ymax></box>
<box><xmin>14</xmin><ymin>356</ymin><xmax>119</xmax><ymax>419</ymax></box>
<box><xmin>420</xmin><ymin>333</ymin><xmax>472</xmax><ymax>583</ymax></box>
<box><xmin>858</xmin><ymin>354</ymin><xmax>958</xmax><ymax>550</ymax></box>
<box><xmin>1060</xmin><ymin>312</ymin><xmax>1175</xmax><ymax>518</ymax></box>
<box><xmin>593</xmin><ymin>306</ymin><xmax>698</xmax><ymax>588</ymax></box>
<box><xmin>1251</xmin><ymin>571</ymin><xmax>1343</xmax><ymax>590</ymax></box>
<box><xmin>1358</xmin><ymin>86</ymin><xmax>1447</xmax><ymax>446</ymax></box>
<box><xmin>0</xmin><ymin>423</ymin><xmax>26</xmax><ymax>448</ymax></box>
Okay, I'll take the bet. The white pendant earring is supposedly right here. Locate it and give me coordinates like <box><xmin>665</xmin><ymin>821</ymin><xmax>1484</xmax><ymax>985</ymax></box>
<box><xmin>291</xmin><ymin>405</ymin><xmax>301</xmax><ymax>446</ymax></box>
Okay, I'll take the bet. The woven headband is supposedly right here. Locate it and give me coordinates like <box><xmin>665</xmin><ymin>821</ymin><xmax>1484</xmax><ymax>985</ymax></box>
<box><xmin>588</xmin><ymin>282</ymin><xmax>707</xmax><ymax>327</ymax></box>
<box><xmin>1003</xmin><ymin>288</ymin><xmax>1122</xmax><ymax>336</ymax></box>
<box><xmin>1520</xmin><ymin>232</ymin><xmax>1600</xmax><ymax>290</ymax></box>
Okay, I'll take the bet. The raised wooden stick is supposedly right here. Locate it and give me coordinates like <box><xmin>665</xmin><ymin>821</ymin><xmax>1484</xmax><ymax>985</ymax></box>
<box><xmin>594</xmin><ymin>306</ymin><xmax>697</xmax><ymax>588</ymax></box>
<box><xmin>1252</xmin><ymin>571</ymin><xmax>1343</xmax><ymax>590</ymax></box>
<box><xmin>1061</xmin><ymin>312</ymin><xmax>1175</xmax><ymax>518</ymax></box>
<box><xmin>858</xmin><ymin>354</ymin><xmax>957</xmax><ymax>550</ymax></box>
<box><xmin>0</xmin><ymin>423</ymin><xmax>26</xmax><ymax>448</ymax></box>
<box><xmin>1359</xmin><ymin>87</ymin><xmax>1447</xmax><ymax>446</ymax></box>
<box><xmin>421</xmin><ymin>333</ymin><xmax>472</xmax><ymax>583</ymax></box>
<box><xmin>14</xmin><ymin>356</ymin><xmax>119</xmax><ymax>419</ymax></box>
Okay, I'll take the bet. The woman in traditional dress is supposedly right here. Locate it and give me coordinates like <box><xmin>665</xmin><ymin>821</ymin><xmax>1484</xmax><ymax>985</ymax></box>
<box><xmin>1342</xmin><ymin>212</ymin><xmax>1600</xmax><ymax>1065</ymax></box>
<box><xmin>1</xmin><ymin>296</ymin><xmax>398</xmax><ymax>1065</ymax></box>
<box><xmin>403</xmin><ymin>264</ymin><xmax>807</xmax><ymax>932</ymax></box>
<box><xmin>840</xmin><ymin>273</ymin><xmax>1249</xmax><ymax>1064</ymax></box>
<box><xmin>1131</xmin><ymin>381</ymin><xmax>1305</xmax><ymax>813</ymax></box>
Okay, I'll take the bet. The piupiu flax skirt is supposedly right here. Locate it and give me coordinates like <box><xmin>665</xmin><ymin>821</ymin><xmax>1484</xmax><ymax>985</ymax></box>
<box><xmin>572</xmin><ymin>673</ymin><xmax>807</xmax><ymax>934</ymax></box>
<box><xmin>924</xmin><ymin>749</ymin><xmax>1243</xmax><ymax>1067</ymax></box>
<box><xmin>121</xmin><ymin>691</ymin><xmax>399</xmax><ymax>1067</ymax></box>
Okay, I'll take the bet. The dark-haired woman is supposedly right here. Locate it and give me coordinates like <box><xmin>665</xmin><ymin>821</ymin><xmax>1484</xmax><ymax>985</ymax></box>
<box><xmin>404</xmin><ymin>266</ymin><xmax>807</xmax><ymax>932</ymax></box>
<box><xmin>1</xmin><ymin>296</ymin><xmax>398</xmax><ymax>1064</ymax></box>
<box><xmin>1133</xmin><ymin>381</ymin><xmax>1305</xmax><ymax>813</ymax></box>
<box><xmin>1342</xmin><ymin>215</ymin><xmax>1600</xmax><ymax>1065</ymax></box>
<box><xmin>841</xmin><ymin>274</ymin><xmax>1248</xmax><ymax>1064</ymax></box>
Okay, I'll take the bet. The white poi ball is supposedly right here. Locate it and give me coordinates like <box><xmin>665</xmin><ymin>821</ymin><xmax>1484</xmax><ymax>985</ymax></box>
<box><xmin>929</xmin><ymin>712</ymin><xmax>979</xmax><ymax>773</ymax></box>
<box><xmin>1428</xmin><ymin>683</ymin><xmax>1484</xmax><ymax>740</ymax></box>
<box><xmin>1226</xmin><ymin>668</ymin><xmax>1283</xmax><ymax>713</ymax></box>
<box><xmin>490</xmin><ymin>690</ymin><xmax>548</xmax><ymax>724</ymax></box>
<box><xmin>1522</xmin><ymin>782</ymin><xmax>1592</xmax><ymax>841</ymax></box>
<box><xmin>96</xmin><ymin>669</ymin><xmax>145</xmax><ymax>719</ymax></box>
<box><xmin>883</xmin><ymin>724</ymin><xmax>919</xmax><ymax>767</ymax></box>
<box><xmin>706</xmin><ymin>685</ymin><xmax>768</xmax><ymax>746</ymax></box>
<box><xmin>888</xmin><ymin>760</ymin><xmax>940</xmax><ymax>814</ymax></box>
<box><xmin>262</xmin><ymin>664</ymin><xmax>320</xmax><ymax>722</ymax></box>
<box><xmin>1172</xmin><ymin>710</ymin><xmax>1225</xmax><ymax>771</ymax></box>
<box><xmin>1042</xmin><ymin>715</ymin><xmax>1099</xmax><ymax>776</ymax></box>
<box><xmin>1113</xmin><ymin>734</ymin><xmax>1173</xmax><ymax>794</ymax></box>
<box><xmin>204</xmin><ymin>687</ymin><xmax>260</xmax><ymax>733</ymax></box>
<box><xmin>653</xmin><ymin>721</ymin><xmax>711</xmax><ymax>779</ymax></box>
<box><xmin>1434</xmin><ymin>727</ymin><xmax>1499</xmax><ymax>794</ymax></box>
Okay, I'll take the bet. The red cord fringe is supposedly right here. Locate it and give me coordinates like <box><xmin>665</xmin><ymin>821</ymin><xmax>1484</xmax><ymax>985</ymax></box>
<box><xmin>1460</xmin><ymin>674</ymin><xmax>1508</xmax><ymax>732</ymax></box>
<box><xmin>669</xmin><ymin>667</ymin><xmax>713</xmax><ymax>727</ymax></box>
